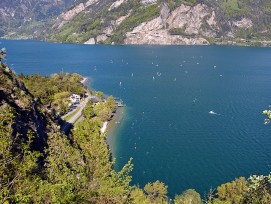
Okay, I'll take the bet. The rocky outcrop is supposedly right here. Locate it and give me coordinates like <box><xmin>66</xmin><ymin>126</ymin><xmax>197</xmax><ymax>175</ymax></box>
<box><xmin>125</xmin><ymin>29</ymin><xmax>208</xmax><ymax>45</ymax></box>
<box><xmin>116</xmin><ymin>12</ymin><xmax>131</xmax><ymax>25</ymax></box>
<box><xmin>232</xmin><ymin>18</ymin><xmax>253</xmax><ymax>29</ymax></box>
<box><xmin>108</xmin><ymin>0</ymin><xmax>128</xmax><ymax>11</ymax></box>
<box><xmin>84</xmin><ymin>38</ymin><xmax>96</xmax><ymax>44</ymax></box>
<box><xmin>141</xmin><ymin>0</ymin><xmax>157</xmax><ymax>5</ymax></box>
<box><xmin>166</xmin><ymin>4</ymin><xmax>218</xmax><ymax>36</ymax></box>
<box><xmin>97</xmin><ymin>34</ymin><xmax>108</xmax><ymax>42</ymax></box>
<box><xmin>125</xmin><ymin>3</ymin><xmax>216</xmax><ymax>45</ymax></box>
<box><xmin>96</xmin><ymin>12</ymin><xmax>131</xmax><ymax>43</ymax></box>
<box><xmin>160</xmin><ymin>3</ymin><xmax>170</xmax><ymax>28</ymax></box>
<box><xmin>55</xmin><ymin>3</ymin><xmax>85</xmax><ymax>28</ymax></box>
<box><xmin>53</xmin><ymin>0</ymin><xmax>99</xmax><ymax>29</ymax></box>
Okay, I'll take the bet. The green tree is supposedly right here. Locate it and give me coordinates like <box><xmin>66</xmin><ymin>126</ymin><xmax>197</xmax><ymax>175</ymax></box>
<box><xmin>106</xmin><ymin>95</ymin><xmax>115</xmax><ymax>112</ymax></box>
<box><xmin>216</xmin><ymin>177</ymin><xmax>248</xmax><ymax>204</ymax></box>
<box><xmin>53</xmin><ymin>91</ymin><xmax>70</xmax><ymax>114</ymax></box>
<box><xmin>82</xmin><ymin>100</ymin><xmax>95</xmax><ymax>119</ymax></box>
<box><xmin>0</xmin><ymin>105</ymin><xmax>41</xmax><ymax>203</ymax></box>
<box><xmin>73</xmin><ymin>114</ymin><xmax>133</xmax><ymax>203</ymax></box>
<box><xmin>174</xmin><ymin>189</ymin><xmax>202</xmax><ymax>204</ymax></box>
<box><xmin>242</xmin><ymin>175</ymin><xmax>271</xmax><ymax>204</ymax></box>
<box><xmin>94</xmin><ymin>102</ymin><xmax>112</xmax><ymax>121</ymax></box>
<box><xmin>130</xmin><ymin>187</ymin><xmax>151</xmax><ymax>204</ymax></box>
<box><xmin>96</xmin><ymin>91</ymin><xmax>104</xmax><ymax>98</ymax></box>
<box><xmin>144</xmin><ymin>180</ymin><xmax>168</xmax><ymax>203</ymax></box>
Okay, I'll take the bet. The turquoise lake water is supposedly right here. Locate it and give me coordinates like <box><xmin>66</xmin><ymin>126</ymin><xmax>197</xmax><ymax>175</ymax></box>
<box><xmin>2</xmin><ymin>40</ymin><xmax>271</xmax><ymax>197</ymax></box>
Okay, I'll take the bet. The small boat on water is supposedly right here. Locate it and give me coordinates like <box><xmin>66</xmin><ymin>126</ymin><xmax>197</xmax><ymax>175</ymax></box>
<box><xmin>209</xmin><ymin>110</ymin><xmax>220</xmax><ymax>115</ymax></box>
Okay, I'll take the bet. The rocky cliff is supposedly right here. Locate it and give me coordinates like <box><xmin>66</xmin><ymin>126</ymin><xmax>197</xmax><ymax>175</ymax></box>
<box><xmin>125</xmin><ymin>3</ymin><xmax>212</xmax><ymax>45</ymax></box>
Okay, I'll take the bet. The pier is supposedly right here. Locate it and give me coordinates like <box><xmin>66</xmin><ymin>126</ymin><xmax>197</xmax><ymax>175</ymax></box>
<box><xmin>115</xmin><ymin>99</ymin><xmax>126</xmax><ymax>107</ymax></box>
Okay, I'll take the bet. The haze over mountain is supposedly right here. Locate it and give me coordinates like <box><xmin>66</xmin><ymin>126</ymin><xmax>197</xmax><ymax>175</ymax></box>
<box><xmin>0</xmin><ymin>0</ymin><xmax>82</xmax><ymax>37</ymax></box>
<box><xmin>1</xmin><ymin>0</ymin><xmax>271</xmax><ymax>45</ymax></box>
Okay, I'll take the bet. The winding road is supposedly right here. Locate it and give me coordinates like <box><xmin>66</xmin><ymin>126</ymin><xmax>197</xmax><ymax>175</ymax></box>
<box><xmin>61</xmin><ymin>96</ymin><xmax>90</xmax><ymax>134</ymax></box>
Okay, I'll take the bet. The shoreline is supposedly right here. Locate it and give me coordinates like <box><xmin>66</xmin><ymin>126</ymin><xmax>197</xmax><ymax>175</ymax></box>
<box><xmin>82</xmin><ymin>75</ymin><xmax>125</xmax><ymax>157</ymax></box>
<box><xmin>106</xmin><ymin>107</ymin><xmax>126</xmax><ymax>157</ymax></box>
<box><xmin>101</xmin><ymin>121</ymin><xmax>108</xmax><ymax>134</ymax></box>
<box><xmin>1</xmin><ymin>38</ymin><xmax>271</xmax><ymax>48</ymax></box>
<box><xmin>80</xmin><ymin>77</ymin><xmax>88</xmax><ymax>84</ymax></box>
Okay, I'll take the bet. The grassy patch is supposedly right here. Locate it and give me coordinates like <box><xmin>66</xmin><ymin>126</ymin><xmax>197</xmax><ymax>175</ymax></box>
<box><xmin>218</xmin><ymin>0</ymin><xmax>245</xmax><ymax>18</ymax></box>
<box><xmin>228</xmin><ymin>0</ymin><xmax>239</xmax><ymax>10</ymax></box>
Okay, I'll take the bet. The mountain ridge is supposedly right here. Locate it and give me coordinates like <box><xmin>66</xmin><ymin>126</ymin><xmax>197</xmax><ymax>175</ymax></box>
<box><xmin>1</xmin><ymin>0</ymin><xmax>271</xmax><ymax>46</ymax></box>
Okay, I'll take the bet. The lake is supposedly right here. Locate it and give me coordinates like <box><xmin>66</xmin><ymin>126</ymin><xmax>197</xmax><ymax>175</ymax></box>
<box><xmin>2</xmin><ymin>39</ymin><xmax>271</xmax><ymax>197</ymax></box>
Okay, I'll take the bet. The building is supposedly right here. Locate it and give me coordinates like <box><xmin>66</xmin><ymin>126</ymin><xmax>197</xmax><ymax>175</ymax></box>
<box><xmin>90</xmin><ymin>96</ymin><xmax>101</xmax><ymax>104</ymax></box>
<box><xmin>70</xmin><ymin>94</ymin><xmax>81</xmax><ymax>103</ymax></box>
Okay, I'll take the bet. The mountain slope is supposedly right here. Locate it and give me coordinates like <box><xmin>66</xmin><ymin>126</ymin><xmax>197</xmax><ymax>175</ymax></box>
<box><xmin>48</xmin><ymin>0</ymin><xmax>271</xmax><ymax>45</ymax></box>
<box><xmin>0</xmin><ymin>0</ymin><xmax>83</xmax><ymax>38</ymax></box>
<box><xmin>1</xmin><ymin>0</ymin><xmax>271</xmax><ymax>45</ymax></box>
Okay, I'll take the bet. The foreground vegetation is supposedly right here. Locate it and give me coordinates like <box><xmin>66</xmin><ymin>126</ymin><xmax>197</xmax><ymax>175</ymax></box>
<box><xmin>1</xmin><ymin>50</ymin><xmax>271</xmax><ymax>203</ymax></box>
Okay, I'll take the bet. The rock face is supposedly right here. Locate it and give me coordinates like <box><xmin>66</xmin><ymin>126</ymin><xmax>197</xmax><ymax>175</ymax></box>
<box><xmin>95</xmin><ymin>12</ymin><xmax>131</xmax><ymax>43</ymax></box>
<box><xmin>116</xmin><ymin>12</ymin><xmax>131</xmax><ymax>25</ymax></box>
<box><xmin>125</xmin><ymin>29</ymin><xmax>209</xmax><ymax>45</ymax></box>
<box><xmin>232</xmin><ymin>18</ymin><xmax>253</xmax><ymax>29</ymax></box>
<box><xmin>167</xmin><ymin>4</ymin><xmax>215</xmax><ymax>35</ymax></box>
<box><xmin>84</xmin><ymin>38</ymin><xmax>96</xmax><ymax>44</ymax></box>
<box><xmin>97</xmin><ymin>34</ymin><xmax>108</xmax><ymax>42</ymax></box>
<box><xmin>53</xmin><ymin>0</ymin><xmax>99</xmax><ymax>29</ymax></box>
<box><xmin>141</xmin><ymin>0</ymin><xmax>157</xmax><ymax>5</ymax></box>
<box><xmin>108</xmin><ymin>0</ymin><xmax>128</xmax><ymax>11</ymax></box>
<box><xmin>125</xmin><ymin>3</ymin><xmax>215</xmax><ymax>45</ymax></box>
<box><xmin>125</xmin><ymin>26</ymin><xmax>209</xmax><ymax>45</ymax></box>
<box><xmin>160</xmin><ymin>3</ymin><xmax>170</xmax><ymax>28</ymax></box>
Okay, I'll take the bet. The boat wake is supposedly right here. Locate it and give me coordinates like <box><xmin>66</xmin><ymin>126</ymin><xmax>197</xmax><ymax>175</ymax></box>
<box><xmin>209</xmin><ymin>110</ymin><xmax>220</xmax><ymax>115</ymax></box>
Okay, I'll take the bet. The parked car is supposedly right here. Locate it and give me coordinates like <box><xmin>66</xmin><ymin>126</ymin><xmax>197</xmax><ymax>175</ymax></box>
<box><xmin>74</xmin><ymin>101</ymin><xmax>80</xmax><ymax>105</ymax></box>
